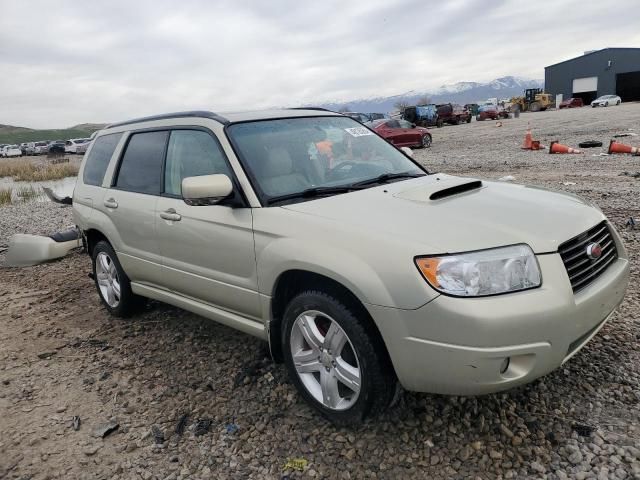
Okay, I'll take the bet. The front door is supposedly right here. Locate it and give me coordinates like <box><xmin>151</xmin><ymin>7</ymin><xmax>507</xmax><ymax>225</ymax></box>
<box><xmin>156</xmin><ymin>129</ymin><xmax>260</xmax><ymax>320</ymax></box>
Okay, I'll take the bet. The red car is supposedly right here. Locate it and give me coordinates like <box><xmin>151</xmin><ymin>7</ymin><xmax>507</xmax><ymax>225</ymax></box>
<box><xmin>367</xmin><ymin>119</ymin><xmax>432</xmax><ymax>148</ymax></box>
<box><xmin>559</xmin><ymin>97</ymin><xmax>584</xmax><ymax>109</ymax></box>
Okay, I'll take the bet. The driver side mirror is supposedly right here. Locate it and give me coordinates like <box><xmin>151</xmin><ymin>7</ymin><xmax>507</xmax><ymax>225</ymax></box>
<box><xmin>182</xmin><ymin>174</ymin><xmax>233</xmax><ymax>206</ymax></box>
<box><xmin>411</xmin><ymin>123</ymin><xmax>416</xmax><ymax>128</ymax></box>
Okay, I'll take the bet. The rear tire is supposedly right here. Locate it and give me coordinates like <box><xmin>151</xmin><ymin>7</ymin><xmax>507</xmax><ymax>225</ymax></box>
<box><xmin>282</xmin><ymin>290</ymin><xmax>396</xmax><ymax>425</ymax></box>
<box><xmin>92</xmin><ymin>240</ymin><xmax>144</xmax><ymax>317</ymax></box>
<box><xmin>616</xmin><ymin>100</ymin><xmax>620</xmax><ymax>105</ymax></box>
<box><xmin>436</xmin><ymin>119</ymin><xmax>443</xmax><ymax>128</ymax></box>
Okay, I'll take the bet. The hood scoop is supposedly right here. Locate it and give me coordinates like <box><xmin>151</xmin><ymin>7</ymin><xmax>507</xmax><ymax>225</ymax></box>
<box><xmin>393</xmin><ymin>175</ymin><xmax>484</xmax><ymax>203</ymax></box>
<box><xmin>429</xmin><ymin>180</ymin><xmax>483</xmax><ymax>200</ymax></box>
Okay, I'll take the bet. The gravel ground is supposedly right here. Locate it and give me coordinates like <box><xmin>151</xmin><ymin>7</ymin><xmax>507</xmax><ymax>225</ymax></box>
<box><xmin>1</xmin><ymin>104</ymin><xmax>639</xmax><ymax>480</ymax></box>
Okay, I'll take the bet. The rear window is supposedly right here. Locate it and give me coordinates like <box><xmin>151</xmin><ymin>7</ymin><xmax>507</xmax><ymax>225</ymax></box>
<box><xmin>115</xmin><ymin>131</ymin><xmax>168</xmax><ymax>195</ymax></box>
<box><xmin>82</xmin><ymin>133</ymin><xmax>122</xmax><ymax>186</ymax></box>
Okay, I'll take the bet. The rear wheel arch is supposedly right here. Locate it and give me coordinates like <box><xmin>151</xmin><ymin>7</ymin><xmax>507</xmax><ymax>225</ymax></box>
<box><xmin>268</xmin><ymin>270</ymin><xmax>393</xmax><ymax>371</ymax></box>
<box><xmin>84</xmin><ymin>228</ymin><xmax>110</xmax><ymax>256</ymax></box>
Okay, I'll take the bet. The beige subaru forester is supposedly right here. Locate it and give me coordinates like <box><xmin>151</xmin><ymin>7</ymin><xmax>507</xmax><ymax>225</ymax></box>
<box><xmin>73</xmin><ymin>109</ymin><xmax>629</xmax><ymax>424</ymax></box>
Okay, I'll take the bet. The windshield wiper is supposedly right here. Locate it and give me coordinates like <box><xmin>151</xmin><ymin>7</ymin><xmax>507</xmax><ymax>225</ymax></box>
<box><xmin>350</xmin><ymin>171</ymin><xmax>425</xmax><ymax>187</ymax></box>
<box><xmin>267</xmin><ymin>186</ymin><xmax>360</xmax><ymax>205</ymax></box>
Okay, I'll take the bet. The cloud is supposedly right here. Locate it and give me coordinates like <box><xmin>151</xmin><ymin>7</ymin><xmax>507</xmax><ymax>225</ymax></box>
<box><xmin>0</xmin><ymin>0</ymin><xmax>638</xmax><ymax>128</ymax></box>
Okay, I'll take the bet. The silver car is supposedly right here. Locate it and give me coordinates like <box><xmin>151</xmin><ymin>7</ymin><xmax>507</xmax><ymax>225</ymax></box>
<box><xmin>73</xmin><ymin>109</ymin><xmax>629</xmax><ymax>424</ymax></box>
<box><xmin>591</xmin><ymin>95</ymin><xmax>622</xmax><ymax>107</ymax></box>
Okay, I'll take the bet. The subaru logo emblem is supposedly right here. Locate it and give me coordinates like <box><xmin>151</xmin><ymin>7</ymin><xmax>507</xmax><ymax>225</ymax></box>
<box><xmin>586</xmin><ymin>242</ymin><xmax>602</xmax><ymax>260</ymax></box>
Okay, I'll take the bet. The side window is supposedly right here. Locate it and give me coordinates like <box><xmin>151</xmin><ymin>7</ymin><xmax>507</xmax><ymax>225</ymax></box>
<box><xmin>115</xmin><ymin>131</ymin><xmax>168</xmax><ymax>195</ymax></box>
<box><xmin>82</xmin><ymin>132</ymin><xmax>123</xmax><ymax>186</ymax></box>
<box><xmin>164</xmin><ymin>130</ymin><xmax>232</xmax><ymax>197</ymax></box>
<box><xmin>386</xmin><ymin>120</ymin><xmax>400</xmax><ymax>129</ymax></box>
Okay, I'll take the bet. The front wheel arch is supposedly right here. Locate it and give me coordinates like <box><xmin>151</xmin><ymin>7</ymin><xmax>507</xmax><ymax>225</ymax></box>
<box><xmin>269</xmin><ymin>270</ymin><xmax>393</xmax><ymax>370</ymax></box>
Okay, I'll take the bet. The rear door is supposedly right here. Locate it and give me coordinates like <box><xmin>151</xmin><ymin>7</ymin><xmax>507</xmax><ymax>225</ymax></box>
<box><xmin>102</xmin><ymin>130</ymin><xmax>167</xmax><ymax>286</ymax></box>
<box><xmin>155</xmin><ymin>128</ymin><xmax>260</xmax><ymax>320</ymax></box>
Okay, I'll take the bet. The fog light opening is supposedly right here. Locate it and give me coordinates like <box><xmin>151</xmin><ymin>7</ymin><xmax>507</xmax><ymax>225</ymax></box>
<box><xmin>500</xmin><ymin>357</ymin><xmax>511</xmax><ymax>375</ymax></box>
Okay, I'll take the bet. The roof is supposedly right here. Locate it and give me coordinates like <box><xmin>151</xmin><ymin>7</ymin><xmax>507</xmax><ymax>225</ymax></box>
<box><xmin>545</xmin><ymin>47</ymin><xmax>640</xmax><ymax>69</ymax></box>
<box><xmin>105</xmin><ymin>108</ymin><xmax>340</xmax><ymax>129</ymax></box>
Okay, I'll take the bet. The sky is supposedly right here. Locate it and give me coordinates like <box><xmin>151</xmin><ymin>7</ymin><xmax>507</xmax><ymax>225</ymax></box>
<box><xmin>1</xmin><ymin>0</ymin><xmax>638</xmax><ymax>128</ymax></box>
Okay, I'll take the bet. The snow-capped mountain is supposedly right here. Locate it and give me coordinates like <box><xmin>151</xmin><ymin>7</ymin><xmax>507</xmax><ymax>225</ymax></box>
<box><xmin>314</xmin><ymin>76</ymin><xmax>543</xmax><ymax>113</ymax></box>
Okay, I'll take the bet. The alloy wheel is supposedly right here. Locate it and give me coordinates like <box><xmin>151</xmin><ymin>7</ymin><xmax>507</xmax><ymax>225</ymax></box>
<box><xmin>95</xmin><ymin>252</ymin><xmax>121</xmax><ymax>308</ymax></box>
<box><xmin>290</xmin><ymin>310</ymin><xmax>361</xmax><ymax>410</ymax></box>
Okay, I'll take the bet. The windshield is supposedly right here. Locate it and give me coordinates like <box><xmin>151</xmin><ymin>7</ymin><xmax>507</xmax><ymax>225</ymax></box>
<box><xmin>227</xmin><ymin>116</ymin><xmax>425</xmax><ymax>204</ymax></box>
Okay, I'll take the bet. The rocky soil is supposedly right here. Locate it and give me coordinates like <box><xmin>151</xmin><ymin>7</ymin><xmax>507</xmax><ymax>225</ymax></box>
<box><xmin>1</xmin><ymin>104</ymin><xmax>639</xmax><ymax>479</ymax></box>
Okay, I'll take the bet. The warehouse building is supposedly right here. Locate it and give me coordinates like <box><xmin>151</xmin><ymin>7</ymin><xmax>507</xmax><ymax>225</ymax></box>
<box><xmin>545</xmin><ymin>48</ymin><xmax>640</xmax><ymax>105</ymax></box>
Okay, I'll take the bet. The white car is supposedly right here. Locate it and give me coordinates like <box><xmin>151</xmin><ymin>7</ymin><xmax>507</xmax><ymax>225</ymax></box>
<box><xmin>33</xmin><ymin>141</ymin><xmax>50</xmax><ymax>155</ymax></box>
<box><xmin>591</xmin><ymin>95</ymin><xmax>621</xmax><ymax>107</ymax></box>
<box><xmin>1</xmin><ymin>145</ymin><xmax>22</xmax><ymax>157</ymax></box>
<box><xmin>65</xmin><ymin>138</ymin><xmax>91</xmax><ymax>154</ymax></box>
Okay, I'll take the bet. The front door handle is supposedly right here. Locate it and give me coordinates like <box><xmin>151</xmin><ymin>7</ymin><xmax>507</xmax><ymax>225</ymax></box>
<box><xmin>103</xmin><ymin>198</ymin><xmax>118</xmax><ymax>209</ymax></box>
<box><xmin>160</xmin><ymin>208</ymin><xmax>182</xmax><ymax>222</ymax></box>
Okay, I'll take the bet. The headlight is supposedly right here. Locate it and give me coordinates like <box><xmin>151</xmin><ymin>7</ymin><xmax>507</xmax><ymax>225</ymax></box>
<box><xmin>415</xmin><ymin>244</ymin><xmax>541</xmax><ymax>297</ymax></box>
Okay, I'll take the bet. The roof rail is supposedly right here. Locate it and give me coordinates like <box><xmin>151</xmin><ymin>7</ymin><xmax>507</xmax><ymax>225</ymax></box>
<box><xmin>288</xmin><ymin>107</ymin><xmax>336</xmax><ymax>112</ymax></box>
<box><xmin>105</xmin><ymin>110</ymin><xmax>229</xmax><ymax>129</ymax></box>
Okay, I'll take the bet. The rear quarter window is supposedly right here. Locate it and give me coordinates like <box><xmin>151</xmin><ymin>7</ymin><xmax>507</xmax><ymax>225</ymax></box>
<box><xmin>82</xmin><ymin>133</ymin><xmax>123</xmax><ymax>186</ymax></box>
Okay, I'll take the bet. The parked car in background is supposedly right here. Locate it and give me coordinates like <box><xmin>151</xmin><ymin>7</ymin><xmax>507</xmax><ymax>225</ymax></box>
<box><xmin>476</xmin><ymin>105</ymin><xmax>502</xmax><ymax>121</ymax></box>
<box><xmin>33</xmin><ymin>141</ymin><xmax>49</xmax><ymax>155</ymax></box>
<box><xmin>76</xmin><ymin>140</ymin><xmax>92</xmax><ymax>154</ymax></box>
<box><xmin>19</xmin><ymin>143</ymin><xmax>29</xmax><ymax>155</ymax></box>
<box><xmin>342</xmin><ymin>112</ymin><xmax>371</xmax><ymax>124</ymax></box>
<box><xmin>559</xmin><ymin>97</ymin><xmax>584</xmax><ymax>109</ymax></box>
<box><xmin>591</xmin><ymin>95</ymin><xmax>621</xmax><ymax>107</ymax></box>
<box><xmin>24</xmin><ymin>142</ymin><xmax>36</xmax><ymax>155</ymax></box>
<box><xmin>402</xmin><ymin>104</ymin><xmax>440</xmax><ymax>127</ymax></box>
<box><xmin>436</xmin><ymin>103</ymin><xmax>471</xmax><ymax>125</ymax></box>
<box><xmin>65</xmin><ymin>138</ymin><xmax>91</xmax><ymax>154</ymax></box>
<box><xmin>367</xmin><ymin>118</ymin><xmax>432</xmax><ymax>148</ymax></box>
<box><xmin>1</xmin><ymin>145</ymin><xmax>23</xmax><ymax>157</ymax></box>
<box><xmin>366</xmin><ymin>113</ymin><xmax>389</xmax><ymax>121</ymax></box>
<box><xmin>48</xmin><ymin>140</ymin><xmax>66</xmax><ymax>154</ymax></box>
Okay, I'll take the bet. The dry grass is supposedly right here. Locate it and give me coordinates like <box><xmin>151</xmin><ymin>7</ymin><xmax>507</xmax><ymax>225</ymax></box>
<box><xmin>0</xmin><ymin>158</ymin><xmax>79</xmax><ymax>181</ymax></box>
<box><xmin>0</xmin><ymin>187</ymin><xmax>12</xmax><ymax>205</ymax></box>
<box><xmin>15</xmin><ymin>185</ymin><xmax>41</xmax><ymax>201</ymax></box>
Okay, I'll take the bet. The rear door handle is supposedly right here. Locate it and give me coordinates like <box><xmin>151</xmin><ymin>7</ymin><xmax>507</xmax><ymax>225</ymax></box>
<box><xmin>160</xmin><ymin>208</ymin><xmax>182</xmax><ymax>222</ymax></box>
<box><xmin>103</xmin><ymin>198</ymin><xmax>118</xmax><ymax>209</ymax></box>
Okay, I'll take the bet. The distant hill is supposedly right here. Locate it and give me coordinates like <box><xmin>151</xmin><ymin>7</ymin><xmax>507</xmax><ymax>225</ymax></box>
<box><xmin>313</xmin><ymin>76</ymin><xmax>544</xmax><ymax>113</ymax></box>
<box><xmin>0</xmin><ymin>123</ymin><xmax>107</xmax><ymax>144</ymax></box>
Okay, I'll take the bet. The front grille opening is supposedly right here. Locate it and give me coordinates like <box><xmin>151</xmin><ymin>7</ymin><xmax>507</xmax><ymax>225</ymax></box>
<box><xmin>558</xmin><ymin>221</ymin><xmax>618</xmax><ymax>293</ymax></box>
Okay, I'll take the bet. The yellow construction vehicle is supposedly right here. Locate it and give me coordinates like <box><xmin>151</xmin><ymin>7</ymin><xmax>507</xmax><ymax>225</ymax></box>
<box><xmin>510</xmin><ymin>88</ymin><xmax>554</xmax><ymax>112</ymax></box>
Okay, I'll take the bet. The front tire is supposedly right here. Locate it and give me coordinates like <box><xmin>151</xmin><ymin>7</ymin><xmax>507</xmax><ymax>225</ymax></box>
<box><xmin>282</xmin><ymin>290</ymin><xmax>395</xmax><ymax>425</ymax></box>
<box><xmin>421</xmin><ymin>133</ymin><xmax>432</xmax><ymax>148</ymax></box>
<box><xmin>92</xmin><ymin>240</ymin><xmax>143</xmax><ymax>317</ymax></box>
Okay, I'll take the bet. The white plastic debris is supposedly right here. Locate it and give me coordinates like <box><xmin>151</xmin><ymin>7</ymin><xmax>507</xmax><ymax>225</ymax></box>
<box><xmin>498</xmin><ymin>175</ymin><xmax>515</xmax><ymax>182</ymax></box>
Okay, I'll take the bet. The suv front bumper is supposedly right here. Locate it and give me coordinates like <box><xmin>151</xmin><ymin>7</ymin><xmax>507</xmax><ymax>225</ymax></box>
<box><xmin>367</xmin><ymin>252</ymin><xmax>629</xmax><ymax>395</ymax></box>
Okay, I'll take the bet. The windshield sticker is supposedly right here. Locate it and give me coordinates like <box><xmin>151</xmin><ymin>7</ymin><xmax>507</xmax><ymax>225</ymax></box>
<box><xmin>345</xmin><ymin>127</ymin><xmax>373</xmax><ymax>137</ymax></box>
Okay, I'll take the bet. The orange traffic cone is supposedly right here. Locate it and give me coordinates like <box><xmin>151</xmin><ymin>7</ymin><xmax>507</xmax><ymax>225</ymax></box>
<box><xmin>608</xmin><ymin>140</ymin><xmax>640</xmax><ymax>155</ymax></box>
<box><xmin>521</xmin><ymin>127</ymin><xmax>533</xmax><ymax>149</ymax></box>
<box><xmin>549</xmin><ymin>141</ymin><xmax>582</xmax><ymax>154</ymax></box>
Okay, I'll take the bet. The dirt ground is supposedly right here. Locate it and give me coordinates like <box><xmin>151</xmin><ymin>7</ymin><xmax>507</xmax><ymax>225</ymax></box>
<box><xmin>1</xmin><ymin>104</ymin><xmax>639</xmax><ymax>480</ymax></box>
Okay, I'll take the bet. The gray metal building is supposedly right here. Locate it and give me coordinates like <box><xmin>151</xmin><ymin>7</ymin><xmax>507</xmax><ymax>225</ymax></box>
<box><xmin>545</xmin><ymin>48</ymin><xmax>640</xmax><ymax>105</ymax></box>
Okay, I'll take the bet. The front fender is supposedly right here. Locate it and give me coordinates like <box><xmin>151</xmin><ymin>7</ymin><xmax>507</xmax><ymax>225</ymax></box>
<box><xmin>256</xmin><ymin>237</ymin><xmax>396</xmax><ymax>307</ymax></box>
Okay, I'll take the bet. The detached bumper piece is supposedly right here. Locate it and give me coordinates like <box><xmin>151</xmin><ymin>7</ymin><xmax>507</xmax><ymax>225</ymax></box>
<box><xmin>5</xmin><ymin>228</ymin><xmax>81</xmax><ymax>267</ymax></box>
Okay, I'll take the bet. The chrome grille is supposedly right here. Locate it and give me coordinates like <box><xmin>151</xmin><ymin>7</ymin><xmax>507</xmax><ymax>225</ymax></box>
<box><xmin>558</xmin><ymin>221</ymin><xmax>617</xmax><ymax>293</ymax></box>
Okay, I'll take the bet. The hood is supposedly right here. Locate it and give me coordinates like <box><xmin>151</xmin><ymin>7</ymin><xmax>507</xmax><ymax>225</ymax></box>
<box><xmin>282</xmin><ymin>174</ymin><xmax>605</xmax><ymax>254</ymax></box>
